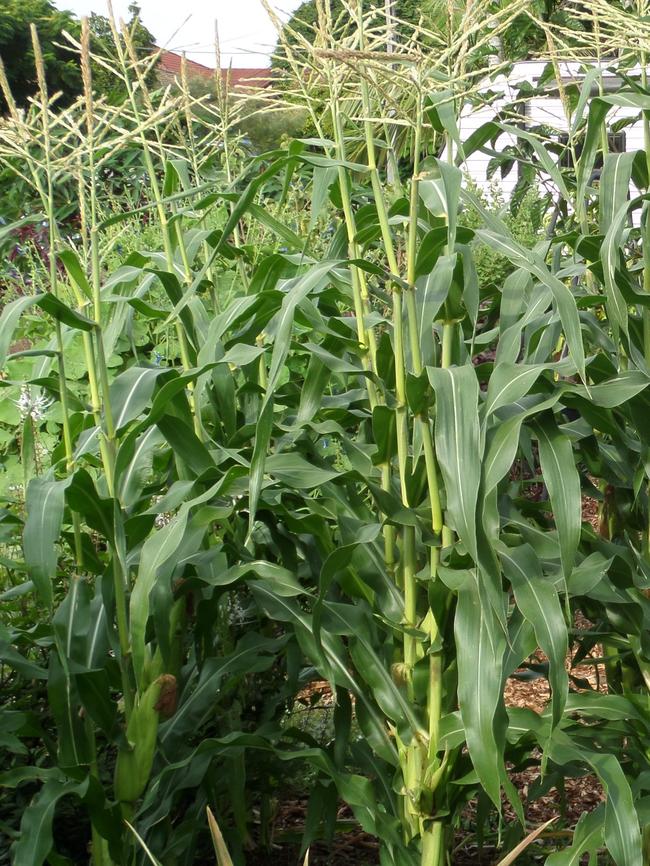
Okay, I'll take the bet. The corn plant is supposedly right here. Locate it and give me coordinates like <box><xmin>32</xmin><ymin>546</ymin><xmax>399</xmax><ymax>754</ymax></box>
<box><xmin>0</xmin><ymin>18</ymin><xmax>309</xmax><ymax>866</ymax></box>
<box><xmin>2</xmin><ymin>1</ymin><xmax>650</xmax><ymax>865</ymax></box>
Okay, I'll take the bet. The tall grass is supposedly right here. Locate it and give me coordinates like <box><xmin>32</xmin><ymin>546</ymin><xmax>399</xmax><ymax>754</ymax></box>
<box><xmin>2</xmin><ymin>2</ymin><xmax>650</xmax><ymax>865</ymax></box>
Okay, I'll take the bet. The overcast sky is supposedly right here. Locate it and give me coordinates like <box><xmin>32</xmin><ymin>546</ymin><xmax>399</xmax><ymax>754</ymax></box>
<box><xmin>54</xmin><ymin>0</ymin><xmax>304</xmax><ymax>68</ymax></box>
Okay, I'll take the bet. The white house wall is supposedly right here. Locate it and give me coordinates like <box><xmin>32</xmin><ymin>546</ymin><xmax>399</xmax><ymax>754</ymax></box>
<box><xmin>457</xmin><ymin>60</ymin><xmax>647</xmax><ymax>221</ymax></box>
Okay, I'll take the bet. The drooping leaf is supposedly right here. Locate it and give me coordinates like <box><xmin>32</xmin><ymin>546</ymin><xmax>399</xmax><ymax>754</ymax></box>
<box><xmin>428</xmin><ymin>365</ymin><xmax>481</xmax><ymax>559</ymax></box>
<box><xmin>500</xmin><ymin>544</ymin><xmax>568</xmax><ymax>729</ymax></box>
<box><xmin>455</xmin><ymin>579</ymin><xmax>505</xmax><ymax>807</ymax></box>
<box><xmin>23</xmin><ymin>476</ymin><xmax>71</xmax><ymax>608</ymax></box>
<box><xmin>12</xmin><ymin>778</ymin><xmax>89</xmax><ymax>866</ymax></box>
<box><xmin>536</xmin><ymin>416</ymin><xmax>581</xmax><ymax>579</ymax></box>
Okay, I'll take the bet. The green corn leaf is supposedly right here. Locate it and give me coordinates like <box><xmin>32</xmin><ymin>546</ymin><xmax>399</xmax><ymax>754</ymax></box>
<box><xmin>324</xmin><ymin>602</ymin><xmax>423</xmax><ymax>736</ymax></box>
<box><xmin>483</xmin><ymin>363</ymin><xmax>547</xmax><ymax>419</ymax></box>
<box><xmin>251</xmin><ymin>585</ymin><xmax>396</xmax><ymax>763</ymax></box>
<box><xmin>536</xmin><ymin>416</ymin><xmax>581</xmax><ymax>579</ymax></box>
<box><xmin>249</xmin><ymin>261</ymin><xmax>337</xmax><ymax>533</ymax></box>
<box><xmin>52</xmin><ymin>575</ymin><xmax>94</xmax><ymax>667</ymax></box>
<box><xmin>600</xmin><ymin>151</ymin><xmax>637</xmax><ymax>235</ymax></box>
<box><xmin>600</xmin><ymin>193</ymin><xmax>650</xmax><ymax>337</ymax></box>
<box><xmin>416</xmin><ymin>255</ymin><xmax>456</xmax><ymax>365</ymax></box>
<box><xmin>297</xmin><ymin>355</ymin><xmax>330</xmax><ymax>425</ymax></box>
<box><xmin>36</xmin><ymin>294</ymin><xmax>95</xmax><ymax>332</ymax></box>
<box><xmin>110</xmin><ymin>366</ymin><xmax>168</xmax><ymax>431</ymax></box>
<box><xmin>12</xmin><ymin>778</ymin><xmax>89</xmax><ymax>866</ymax></box>
<box><xmin>564</xmin><ymin>692</ymin><xmax>648</xmax><ymax>725</ymax></box>
<box><xmin>472</xmin><ymin>226</ymin><xmax>585</xmax><ymax>381</ymax></box>
<box><xmin>566</xmin><ymin>552</ymin><xmax>612</xmax><ymax>596</ymax></box>
<box><xmin>309</xmin><ymin>165</ymin><xmax>338</xmax><ymax>232</ymax></box>
<box><xmin>162</xmin><ymin>157</ymin><xmax>192</xmax><ymax>196</ymax></box>
<box><xmin>201</xmin><ymin>560</ymin><xmax>303</xmax><ymax>595</ymax></box>
<box><xmin>426</xmin><ymin>90</ymin><xmax>464</xmax><ymax>159</ymax></box>
<box><xmin>58</xmin><ymin>249</ymin><xmax>92</xmax><ymax>301</ymax></box>
<box><xmin>130</xmin><ymin>478</ymin><xmax>233</xmax><ymax>686</ymax></box>
<box><xmin>0</xmin><ymin>637</ymin><xmax>46</xmax><ymax>680</ymax></box>
<box><xmin>246</xmin><ymin>203</ymin><xmax>304</xmax><ymax>249</ymax></box>
<box><xmin>545</xmin><ymin>805</ymin><xmax>604</xmax><ymax>866</ymax></box>
<box><xmin>549</xmin><ymin>732</ymin><xmax>642</xmax><ymax>866</ymax></box>
<box><xmin>65</xmin><ymin>470</ymin><xmax>115</xmax><ymax>546</ymax></box>
<box><xmin>130</xmin><ymin>508</ymin><xmax>192</xmax><ymax>688</ymax></box>
<box><xmin>455</xmin><ymin>579</ymin><xmax>506</xmax><ymax>807</ymax></box>
<box><xmin>500</xmin><ymin>544</ymin><xmax>568</xmax><ymax>730</ymax></box>
<box><xmin>165</xmin><ymin>157</ymin><xmax>290</xmax><ymax>322</ymax></box>
<box><xmin>575</xmin><ymin>98</ymin><xmax>610</xmax><ymax>214</ymax></box>
<box><xmin>23</xmin><ymin>476</ymin><xmax>71</xmax><ymax>608</ymax></box>
<box><xmin>483</xmin><ymin>394</ymin><xmax>561</xmax><ymax>498</ymax></box>
<box><xmin>157</xmin><ymin>414</ymin><xmax>215</xmax><ymax>476</ymax></box>
<box><xmin>115</xmin><ymin>427</ymin><xmax>164</xmax><ymax>508</ymax></box>
<box><xmin>0</xmin><ymin>295</ymin><xmax>41</xmax><ymax>368</ymax></box>
<box><xmin>456</xmin><ymin>120</ymin><xmax>499</xmax><ymax>163</ymax></box>
<box><xmin>600</xmin><ymin>91</ymin><xmax>650</xmax><ymax>110</ymax></box>
<box><xmin>496</xmin><ymin>122</ymin><xmax>569</xmax><ymax>200</ymax></box>
<box><xmin>265</xmin><ymin>453</ymin><xmax>340</xmax><ymax>488</ymax></box>
<box><xmin>568</xmin><ymin>370</ymin><xmax>650</xmax><ymax>408</ymax></box>
<box><xmin>75</xmin><ymin>669</ymin><xmax>117</xmax><ymax>735</ymax></box>
<box><xmin>48</xmin><ymin>652</ymin><xmax>91</xmax><ymax>768</ymax></box>
<box><xmin>428</xmin><ymin>365</ymin><xmax>481</xmax><ymax>559</ymax></box>
<box><xmin>159</xmin><ymin>633</ymin><xmax>281</xmax><ymax>752</ymax></box>
<box><xmin>519</xmin><ymin>256</ymin><xmax>584</xmax><ymax>376</ymax></box>
<box><xmin>570</xmin><ymin>67</ymin><xmax>603</xmax><ymax>134</ymax></box>
<box><xmin>502</xmin><ymin>608</ymin><xmax>536</xmax><ymax>683</ymax></box>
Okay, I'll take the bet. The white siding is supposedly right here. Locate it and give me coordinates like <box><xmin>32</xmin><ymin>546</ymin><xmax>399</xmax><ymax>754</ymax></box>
<box><xmin>456</xmin><ymin>60</ymin><xmax>647</xmax><ymax>220</ymax></box>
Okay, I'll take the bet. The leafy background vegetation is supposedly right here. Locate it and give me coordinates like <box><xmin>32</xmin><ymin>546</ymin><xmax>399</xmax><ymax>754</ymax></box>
<box><xmin>2</xmin><ymin>1</ymin><xmax>650</xmax><ymax>866</ymax></box>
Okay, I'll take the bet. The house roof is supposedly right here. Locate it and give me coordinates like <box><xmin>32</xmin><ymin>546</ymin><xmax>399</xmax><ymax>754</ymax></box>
<box><xmin>158</xmin><ymin>50</ymin><xmax>214</xmax><ymax>80</ymax></box>
<box><xmin>222</xmin><ymin>68</ymin><xmax>272</xmax><ymax>89</ymax></box>
<box><xmin>157</xmin><ymin>50</ymin><xmax>271</xmax><ymax>88</ymax></box>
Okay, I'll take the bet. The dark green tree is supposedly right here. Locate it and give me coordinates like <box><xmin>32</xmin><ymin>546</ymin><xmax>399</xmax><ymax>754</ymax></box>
<box><xmin>272</xmin><ymin>0</ymin><xmax>430</xmax><ymax>70</ymax></box>
<box><xmin>0</xmin><ymin>0</ymin><xmax>81</xmax><ymax>110</ymax></box>
<box><xmin>0</xmin><ymin>0</ymin><xmax>157</xmax><ymax>112</ymax></box>
<box><xmin>89</xmin><ymin>2</ymin><xmax>157</xmax><ymax>103</ymax></box>
<box><xmin>273</xmin><ymin>0</ymin><xmax>601</xmax><ymax>70</ymax></box>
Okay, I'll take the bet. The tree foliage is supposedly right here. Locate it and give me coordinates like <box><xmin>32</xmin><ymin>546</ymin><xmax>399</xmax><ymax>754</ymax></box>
<box><xmin>0</xmin><ymin>0</ymin><xmax>156</xmax><ymax>111</ymax></box>
<box><xmin>0</xmin><ymin>0</ymin><xmax>82</xmax><ymax>109</ymax></box>
<box><xmin>88</xmin><ymin>3</ymin><xmax>156</xmax><ymax>103</ymax></box>
<box><xmin>272</xmin><ymin>0</ymin><xmax>431</xmax><ymax>69</ymax></box>
<box><xmin>274</xmin><ymin>0</ymin><xmax>602</xmax><ymax>68</ymax></box>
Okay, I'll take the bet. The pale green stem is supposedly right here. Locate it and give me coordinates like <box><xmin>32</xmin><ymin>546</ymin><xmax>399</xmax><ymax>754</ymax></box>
<box><xmin>355</xmin><ymin>15</ymin><xmax>444</xmax><ymax>855</ymax></box>
<box><xmin>81</xmin><ymin>63</ymin><xmax>133</xmax><ymax>719</ymax></box>
<box><xmin>330</xmin><ymin>82</ymin><xmax>395</xmax><ymax>569</ymax></box>
<box><xmin>440</xmin><ymin>323</ymin><xmax>454</xmax><ymax>550</ymax></box>
<box><xmin>405</xmin><ymin>87</ymin><xmax>445</xmax><ymax>866</ymax></box>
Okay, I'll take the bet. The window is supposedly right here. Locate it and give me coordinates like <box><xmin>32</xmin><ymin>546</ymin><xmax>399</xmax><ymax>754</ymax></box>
<box><xmin>558</xmin><ymin>131</ymin><xmax>626</xmax><ymax>168</ymax></box>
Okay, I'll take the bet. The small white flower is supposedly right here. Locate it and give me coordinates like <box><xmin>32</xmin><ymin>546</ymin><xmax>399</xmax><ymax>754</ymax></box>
<box><xmin>155</xmin><ymin>511</ymin><xmax>173</xmax><ymax>528</ymax></box>
<box><xmin>15</xmin><ymin>385</ymin><xmax>52</xmax><ymax>423</ymax></box>
<box><xmin>227</xmin><ymin>595</ymin><xmax>247</xmax><ymax>625</ymax></box>
<box><xmin>151</xmin><ymin>493</ymin><xmax>174</xmax><ymax>528</ymax></box>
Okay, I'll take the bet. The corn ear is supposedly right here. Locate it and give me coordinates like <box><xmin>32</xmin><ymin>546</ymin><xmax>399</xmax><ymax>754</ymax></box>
<box><xmin>114</xmin><ymin>677</ymin><xmax>165</xmax><ymax>803</ymax></box>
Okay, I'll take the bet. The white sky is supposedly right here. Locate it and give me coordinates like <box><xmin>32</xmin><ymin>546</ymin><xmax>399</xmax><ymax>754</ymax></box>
<box><xmin>54</xmin><ymin>0</ymin><xmax>304</xmax><ymax>68</ymax></box>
